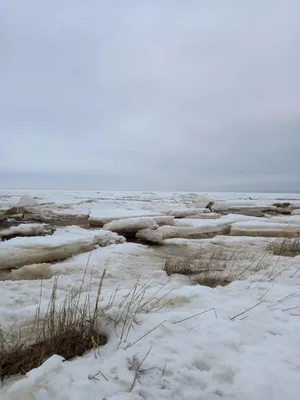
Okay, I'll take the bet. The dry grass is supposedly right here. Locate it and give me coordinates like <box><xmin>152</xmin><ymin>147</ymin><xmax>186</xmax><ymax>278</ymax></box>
<box><xmin>164</xmin><ymin>246</ymin><xmax>271</xmax><ymax>288</ymax></box>
<box><xmin>191</xmin><ymin>274</ymin><xmax>231</xmax><ymax>288</ymax></box>
<box><xmin>0</xmin><ymin>266</ymin><xmax>172</xmax><ymax>380</ymax></box>
<box><xmin>164</xmin><ymin>252</ymin><xmax>231</xmax><ymax>287</ymax></box>
<box><xmin>267</xmin><ymin>237</ymin><xmax>300</xmax><ymax>257</ymax></box>
<box><xmin>0</xmin><ymin>271</ymin><xmax>107</xmax><ymax>380</ymax></box>
<box><xmin>104</xmin><ymin>277</ymin><xmax>173</xmax><ymax>349</ymax></box>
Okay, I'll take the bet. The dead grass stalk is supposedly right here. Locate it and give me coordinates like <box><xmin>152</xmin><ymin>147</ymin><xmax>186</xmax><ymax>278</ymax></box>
<box><xmin>0</xmin><ymin>271</ymin><xmax>107</xmax><ymax>381</ymax></box>
<box><xmin>164</xmin><ymin>246</ymin><xmax>272</xmax><ymax>288</ymax></box>
<box><xmin>267</xmin><ymin>237</ymin><xmax>300</xmax><ymax>257</ymax></box>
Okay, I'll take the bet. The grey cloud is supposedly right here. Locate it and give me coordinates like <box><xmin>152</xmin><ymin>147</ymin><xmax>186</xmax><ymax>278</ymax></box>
<box><xmin>1</xmin><ymin>1</ymin><xmax>300</xmax><ymax>192</ymax></box>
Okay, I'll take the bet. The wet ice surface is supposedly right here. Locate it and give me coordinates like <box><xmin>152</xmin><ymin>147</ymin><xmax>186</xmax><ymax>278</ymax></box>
<box><xmin>1</xmin><ymin>190</ymin><xmax>300</xmax><ymax>400</ymax></box>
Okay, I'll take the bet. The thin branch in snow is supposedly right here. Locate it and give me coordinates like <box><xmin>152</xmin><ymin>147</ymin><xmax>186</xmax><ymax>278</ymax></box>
<box><xmin>258</xmin><ymin>287</ymin><xmax>273</xmax><ymax>301</ymax></box>
<box><xmin>162</xmin><ymin>379</ymin><xmax>170</xmax><ymax>389</ymax></box>
<box><xmin>173</xmin><ymin>307</ymin><xmax>217</xmax><ymax>324</ymax></box>
<box><xmin>268</xmin><ymin>291</ymin><xmax>299</xmax><ymax>309</ymax></box>
<box><xmin>125</xmin><ymin>320</ymin><xmax>166</xmax><ymax>349</ymax></box>
<box><xmin>282</xmin><ymin>306</ymin><xmax>299</xmax><ymax>312</ymax></box>
<box><xmin>230</xmin><ymin>300</ymin><xmax>265</xmax><ymax>321</ymax></box>
<box><xmin>129</xmin><ymin>346</ymin><xmax>152</xmax><ymax>392</ymax></box>
<box><xmin>291</xmin><ymin>266</ymin><xmax>300</xmax><ymax>278</ymax></box>
<box><xmin>88</xmin><ymin>369</ymin><xmax>108</xmax><ymax>382</ymax></box>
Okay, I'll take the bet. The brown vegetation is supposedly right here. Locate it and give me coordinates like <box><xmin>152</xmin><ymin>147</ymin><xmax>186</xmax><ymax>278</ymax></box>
<box><xmin>164</xmin><ymin>250</ymin><xmax>232</xmax><ymax>288</ymax></box>
<box><xmin>267</xmin><ymin>237</ymin><xmax>300</xmax><ymax>257</ymax></box>
<box><xmin>0</xmin><ymin>267</ymin><xmax>172</xmax><ymax>380</ymax></box>
<box><xmin>0</xmin><ymin>273</ymin><xmax>107</xmax><ymax>380</ymax></box>
<box><xmin>164</xmin><ymin>247</ymin><xmax>271</xmax><ymax>288</ymax></box>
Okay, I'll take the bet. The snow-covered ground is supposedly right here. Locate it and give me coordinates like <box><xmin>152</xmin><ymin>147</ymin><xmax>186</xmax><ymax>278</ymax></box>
<box><xmin>1</xmin><ymin>190</ymin><xmax>300</xmax><ymax>399</ymax></box>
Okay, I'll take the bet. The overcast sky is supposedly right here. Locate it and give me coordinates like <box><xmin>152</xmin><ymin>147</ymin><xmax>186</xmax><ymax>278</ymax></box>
<box><xmin>1</xmin><ymin>1</ymin><xmax>299</xmax><ymax>192</ymax></box>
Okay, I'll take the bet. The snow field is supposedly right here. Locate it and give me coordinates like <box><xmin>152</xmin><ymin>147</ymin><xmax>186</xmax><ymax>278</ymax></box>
<box><xmin>3</xmin><ymin>258</ymin><xmax>300</xmax><ymax>400</ymax></box>
<box><xmin>1</xmin><ymin>190</ymin><xmax>300</xmax><ymax>399</ymax></box>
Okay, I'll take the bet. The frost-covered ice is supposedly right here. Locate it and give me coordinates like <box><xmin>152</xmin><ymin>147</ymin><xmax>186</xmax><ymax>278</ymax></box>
<box><xmin>135</xmin><ymin>215</ymin><xmax>251</xmax><ymax>244</ymax></box>
<box><xmin>89</xmin><ymin>209</ymin><xmax>160</xmax><ymax>226</ymax></box>
<box><xmin>9</xmin><ymin>263</ymin><xmax>53</xmax><ymax>281</ymax></box>
<box><xmin>104</xmin><ymin>217</ymin><xmax>158</xmax><ymax>233</ymax></box>
<box><xmin>0</xmin><ymin>226</ymin><xmax>125</xmax><ymax>269</ymax></box>
<box><xmin>0</xmin><ymin>223</ymin><xmax>54</xmax><ymax>240</ymax></box>
<box><xmin>231</xmin><ymin>221</ymin><xmax>300</xmax><ymax>237</ymax></box>
<box><xmin>153</xmin><ymin>215</ymin><xmax>176</xmax><ymax>226</ymax></box>
<box><xmin>188</xmin><ymin>212</ymin><xmax>221</xmax><ymax>219</ymax></box>
<box><xmin>210</xmin><ymin>235</ymin><xmax>274</xmax><ymax>249</ymax></box>
<box><xmin>165</xmin><ymin>208</ymin><xmax>210</xmax><ymax>217</ymax></box>
<box><xmin>269</xmin><ymin>215</ymin><xmax>300</xmax><ymax>224</ymax></box>
<box><xmin>174</xmin><ymin>214</ymin><xmax>263</xmax><ymax>227</ymax></box>
<box><xmin>291</xmin><ymin>209</ymin><xmax>300</xmax><ymax>215</ymax></box>
<box><xmin>136</xmin><ymin>223</ymin><xmax>231</xmax><ymax>244</ymax></box>
<box><xmin>2</xmin><ymin>189</ymin><xmax>300</xmax><ymax>213</ymax></box>
<box><xmin>16</xmin><ymin>194</ymin><xmax>39</xmax><ymax>207</ymax></box>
